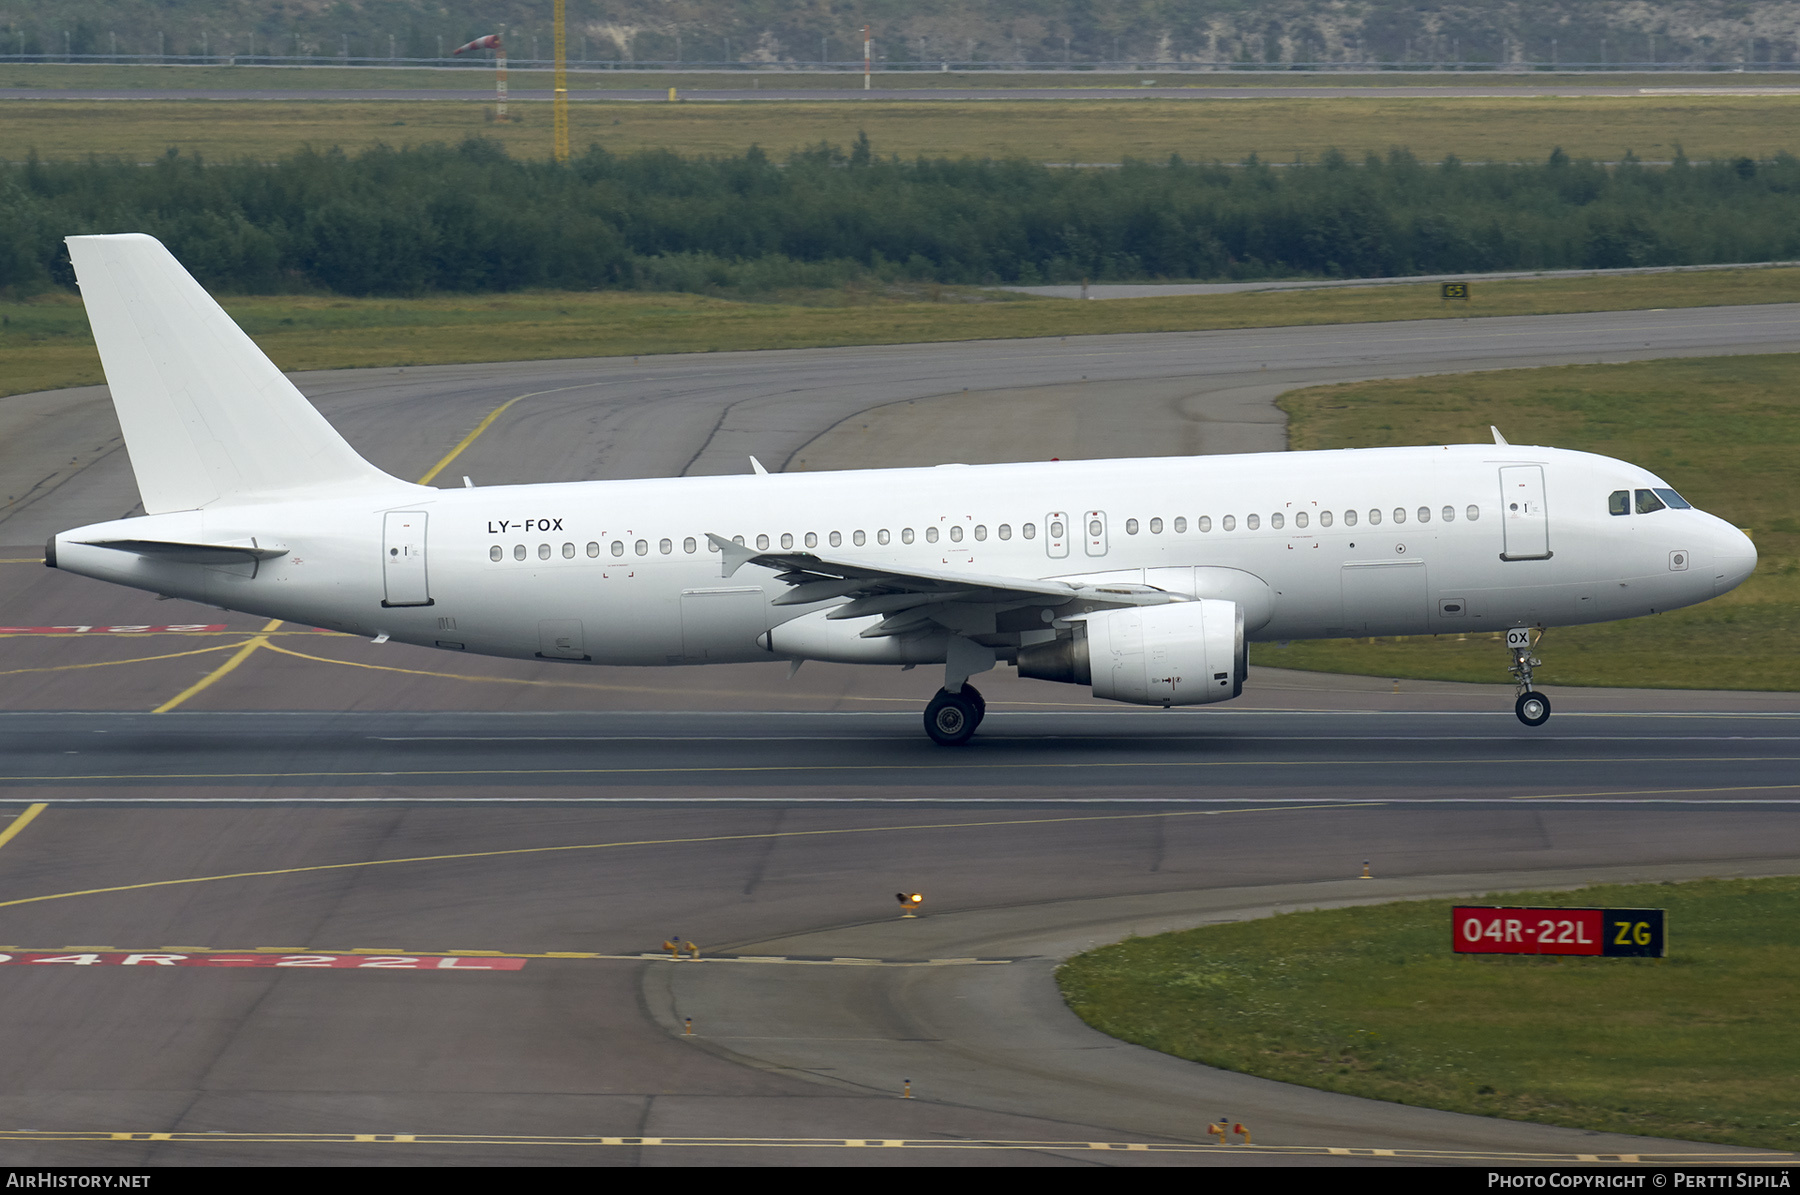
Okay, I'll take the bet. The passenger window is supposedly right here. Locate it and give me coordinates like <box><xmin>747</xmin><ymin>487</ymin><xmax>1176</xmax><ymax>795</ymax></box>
<box><xmin>1270</xmin><ymin>513</ymin><xmax>1283</xmax><ymax>530</ymax></box>
<box><xmin>538</xmin><ymin>543</ymin><xmax>552</xmax><ymax>560</ymax></box>
<box><xmin>780</xmin><ymin>533</ymin><xmax>793</xmax><ymax>549</ymax></box>
<box><xmin>514</xmin><ymin>544</ymin><xmax>527</xmax><ymax>560</ymax></box>
<box><xmin>1199</xmin><ymin>516</ymin><xmax>1212</xmax><ymax>532</ymax></box>
<box><xmin>635</xmin><ymin>540</ymin><xmax>648</xmax><ymax>556</ymax></box>
<box><xmin>877</xmin><ymin>530</ymin><xmax>889</xmax><ymax>545</ymax></box>
<box><xmin>587</xmin><ymin>542</ymin><xmax>600</xmax><ymax>557</ymax></box>
<box><xmin>659</xmin><ymin>538</ymin><xmax>672</xmax><ymax>554</ymax></box>
<box><xmin>562</xmin><ymin>542</ymin><xmax>575</xmax><ymax>558</ymax></box>
<box><xmin>1222</xmin><ymin>515</ymin><xmax>1236</xmax><ymax>531</ymax></box>
<box><xmin>1465</xmin><ymin>505</ymin><xmax>1479</xmax><ymax>522</ymax></box>
<box><xmin>1126</xmin><ymin>518</ymin><xmax>1139</xmax><ymax>535</ymax></box>
<box><xmin>924</xmin><ymin>527</ymin><xmax>937</xmax><ymax>543</ymax></box>
<box><xmin>804</xmin><ymin>532</ymin><xmax>817</xmax><ymax>548</ymax></box>
<box><xmin>1319</xmin><ymin>511</ymin><xmax>1332</xmax><ymax>527</ymax></box>
<box><xmin>732</xmin><ymin>535</ymin><xmax>745</xmax><ymax>546</ymax></box>
<box><xmin>999</xmin><ymin>524</ymin><xmax>1012</xmax><ymax>540</ymax></box>
<box><xmin>756</xmin><ymin>534</ymin><xmax>770</xmax><ymax>550</ymax></box>
<box><xmin>1049</xmin><ymin>519</ymin><xmax>1064</xmax><ymax>539</ymax></box>
<box><xmin>1609</xmin><ymin>490</ymin><xmax>1630</xmax><ymax>516</ymax></box>
<box><xmin>1393</xmin><ymin>508</ymin><xmax>1406</xmax><ymax>525</ymax></box>
<box><xmin>974</xmin><ymin>525</ymin><xmax>987</xmax><ymax>541</ymax></box>
<box><xmin>1174</xmin><ymin>517</ymin><xmax>1187</xmax><ymax>533</ymax></box>
<box><xmin>1295</xmin><ymin>511</ymin><xmax>1308</xmax><ymax>528</ymax></box>
<box><xmin>489</xmin><ymin>545</ymin><xmax>503</xmax><ymax>562</ymax></box>
<box><xmin>1023</xmin><ymin>523</ymin><xmax>1036</xmax><ymax>539</ymax></box>
<box><xmin>1368</xmin><ymin>509</ymin><xmax>1381</xmax><ymax>525</ymax></box>
<box><xmin>611</xmin><ymin>541</ymin><xmax>625</xmax><ymax>557</ymax></box>
<box><xmin>1417</xmin><ymin>507</ymin><xmax>1430</xmax><ymax>524</ymax></box>
<box><xmin>1636</xmin><ymin>489</ymin><xmax>1667</xmax><ymax>514</ymax></box>
<box><xmin>903</xmin><ymin>528</ymin><xmax>916</xmax><ymax>544</ymax></box>
<box><xmin>707</xmin><ymin>538</ymin><xmax>721</xmax><ymax>553</ymax></box>
<box><xmin>856</xmin><ymin>530</ymin><xmax>868</xmax><ymax>546</ymax></box>
<box><xmin>1442</xmin><ymin>506</ymin><xmax>1455</xmax><ymax>522</ymax></box>
<box><xmin>1150</xmin><ymin>517</ymin><xmax>1163</xmax><ymax>534</ymax></box>
<box><xmin>1246</xmin><ymin>514</ymin><xmax>1260</xmax><ymax>531</ymax></box>
<box><xmin>1653</xmin><ymin>487</ymin><xmax>1693</xmax><ymax>510</ymax></box>
<box><xmin>683</xmin><ymin>538</ymin><xmax>697</xmax><ymax>554</ymax></box>
<box><xmin>1343</xmin><ymin>509</ymin><xmax>1356</xmax><ymax>527</ymax></box>
<box><xmin>830</xmin><ymin>531</ymin><xmax>842</xmax><ymax>547</ymax></box>
<box><xmin>949</xmin><ymin>525</ymin><xmax>963</xmax><ymax>542</ymax></box>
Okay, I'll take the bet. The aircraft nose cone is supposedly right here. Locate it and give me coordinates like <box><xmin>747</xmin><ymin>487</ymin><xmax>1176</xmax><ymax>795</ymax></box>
<box><xmin>1713</xmin><ymin>526</ymin><xmax>1758</xmax><ymax>596</ymax></box>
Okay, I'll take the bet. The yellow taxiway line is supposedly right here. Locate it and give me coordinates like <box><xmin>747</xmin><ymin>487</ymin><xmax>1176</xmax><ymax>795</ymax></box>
<box><xmin>0</xmin><ymin>804</ymin><xmax>1370</xmax><ymax>912</ymax></box>
<box><xmin>0</xmin><ymin>803</ymin><xmax>45</xmax><ymax>853</ymax></box>
<box><xmin>151</xmin><ymin>619</ymin><xmax>283</xmax><ymax>714</ymax></box>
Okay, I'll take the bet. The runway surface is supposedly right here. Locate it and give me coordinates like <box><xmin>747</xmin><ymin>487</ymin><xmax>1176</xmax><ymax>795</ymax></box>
<box><xmin>1003</xmin><ymin>261</ymin><xmax>1800</xmax><ymax>299</ymax></box>
<box><xmin>0</xmin><ymin>306</ymin><xmax>1796</xmax><ymax>1165</ymax></box>
<box><xmin>2</xmin><ymin>709</ymin><xmax>1796</xmax><ymax>800</ymax></box>
<box><xmin>6</xmin><ymin>85</ymin><xmax>1800</xmax><ymax>103</ymax></box>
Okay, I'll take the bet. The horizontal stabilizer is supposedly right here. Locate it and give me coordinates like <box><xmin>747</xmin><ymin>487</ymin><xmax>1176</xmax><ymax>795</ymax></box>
<box><xmin>66</xmin><ymin>234</ymin><xmax>404</xmax><ymax>513</ymax></box>
<box><xmin>83</xmin><ymin>538</ymin><xmax>289</xmax><ymax>565</ymax></box>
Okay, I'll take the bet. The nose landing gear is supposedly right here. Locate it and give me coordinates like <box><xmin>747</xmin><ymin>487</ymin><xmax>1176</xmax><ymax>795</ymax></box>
<box><xmin>1508</xmin><ymin>627</ymin><xmax>1551</xmax><ymax>727</ymax></box>
<box><xmin>924</xmin><ymin>684</ymin><xmax>986</xmax><ymax>746</ymax></box>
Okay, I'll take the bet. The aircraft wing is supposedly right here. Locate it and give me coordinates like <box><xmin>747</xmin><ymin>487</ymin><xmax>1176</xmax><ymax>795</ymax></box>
<box><xmin>705</xmin><ymin>532</ymin><xmax>1182</xmax><ymax>639</ymax></box>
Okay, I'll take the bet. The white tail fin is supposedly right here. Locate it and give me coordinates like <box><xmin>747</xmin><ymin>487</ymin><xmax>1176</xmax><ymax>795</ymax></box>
<box><xmin>66</xmin><ymin>233</ymin><xmax>403</xmax><ymax>514</ymax></box>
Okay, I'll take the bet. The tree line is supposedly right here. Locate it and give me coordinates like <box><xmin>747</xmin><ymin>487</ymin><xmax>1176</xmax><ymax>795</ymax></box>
<box><xmin>2</xmin><ymin>138</ymin><xmax>1796</xmax><ymax>297</ymax></box>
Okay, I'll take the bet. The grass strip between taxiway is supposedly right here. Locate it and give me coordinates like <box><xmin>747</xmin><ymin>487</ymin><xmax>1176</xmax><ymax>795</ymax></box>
<box><xmin>9</xmin><ymin>90</ymin><xmax>1800</xmax><ymax>164</ymax></box>
<box><xmin>1060</xmin><ymin>875</ymin><xmax>1800</xmax><ymax>1151</ymax></box>
<box><xmin>4</xmin><ymin>267</ymin><xmax>1796</xmax><ymax>400</ymax></box>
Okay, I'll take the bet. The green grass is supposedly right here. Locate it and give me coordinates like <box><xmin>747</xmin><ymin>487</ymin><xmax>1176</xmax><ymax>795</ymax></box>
<box><xmin>5</xmin><ymin>265</ymin><xmax>1796</xmax><ymax>401</ymax></box>
<box><xmin>1252</xmin><ymin>353</ymin><xmax>1800</xmax><ymax>691</ymax></box>
<box><xmin>9</xmin><ymin>63</ymin><xmax>1800</xmax><ymax>93</ymax></box>
<box><xmin>1057</xmin><ymin>877</ymin><xmax>1800</xmax><ymax>1149</ymax></box>
<box><xmin>7</xmin><ymin>94</ymin><xmax>1800</xmax><ymax>162</ymax></box>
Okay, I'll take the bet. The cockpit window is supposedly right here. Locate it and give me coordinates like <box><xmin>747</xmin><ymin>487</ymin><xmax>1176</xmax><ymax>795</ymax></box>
<box><xmin>1635</xmin><ymin>489</ymin><xmax>1667</xmax><ymax>514</ymax></box>
<box><xmin>1608</xmin><ymin>490</ymin><xmax>1629</xmax><ymax>516</ymax></box>
<box><xmin>1653</xmin><ymin>487</ymin><xmax>1693</xmax><ymax>510</ymax></box>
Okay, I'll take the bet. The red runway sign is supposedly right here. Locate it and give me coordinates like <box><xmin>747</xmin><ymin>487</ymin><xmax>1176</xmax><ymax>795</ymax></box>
<box><xmin>0</xmin><ymin>952</ymin><xmax>525</xmax><ymax>970</ymax></box>
<box><xmin>1452</xmin><ymin>907</ymin><xmax>1665</xmax><ymax>957</ymax></box>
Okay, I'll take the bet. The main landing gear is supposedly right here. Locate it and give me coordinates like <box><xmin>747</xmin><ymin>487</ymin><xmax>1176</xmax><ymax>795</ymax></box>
<box><xmin>1508</xmin><ymin>627</ymin><xmax>1552</xmax><ymax>727</ymax></box>
<box><xmin>924</xmin><ymin>684</ymin><xmax>986</xmax><ymax>746</ymax></box>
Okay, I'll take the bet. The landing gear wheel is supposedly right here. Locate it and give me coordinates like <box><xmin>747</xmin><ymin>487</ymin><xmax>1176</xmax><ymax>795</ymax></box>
<box><xmin>1506</xmin><ymin>627</ymin><xmax>1551</xmax><ymax>728</ymax></box>
<box><xmin>925</xmin><ymin>688</ymin><xmax>980</xmax><ymax>746</ymax></box>
<box><xmin>1515</xmin><ymin>691</ymin><xmax>1551</xmax><ymax>727</ymax></box>
<box><xmin>962</xmin><ymin>684</ymin><xmax>986</xmax><ymax>729</ymax></box>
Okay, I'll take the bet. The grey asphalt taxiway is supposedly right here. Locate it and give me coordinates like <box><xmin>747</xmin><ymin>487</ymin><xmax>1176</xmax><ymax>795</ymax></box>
<box><xmin>0</xmin><ymin>307</ymin><xmax>1795</xmax><ymax>1165</ymax></box>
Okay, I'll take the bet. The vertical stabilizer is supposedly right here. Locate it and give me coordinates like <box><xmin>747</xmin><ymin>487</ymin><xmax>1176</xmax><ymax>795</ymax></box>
<box><xmin>66</xmin><ymin>233</ymin><xmax>403</xmax><ymax>513</ymax></box>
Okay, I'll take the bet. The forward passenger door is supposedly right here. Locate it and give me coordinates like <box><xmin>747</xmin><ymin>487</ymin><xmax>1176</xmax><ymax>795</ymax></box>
<box><xmin>1499</xmin><ymin>466</ymin><xmax>1551</xmax><ymax>561</ymax></box>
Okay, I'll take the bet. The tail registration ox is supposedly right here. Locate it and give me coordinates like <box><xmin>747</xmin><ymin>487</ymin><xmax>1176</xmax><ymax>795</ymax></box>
<box><xmin>48</xmin><ymin>235</ymin><xmax>1758</xmax><ymax>743</ymax></box>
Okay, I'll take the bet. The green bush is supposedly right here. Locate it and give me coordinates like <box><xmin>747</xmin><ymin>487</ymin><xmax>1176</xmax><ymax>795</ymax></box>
<box><xmin>9</xmin><ymin>140</ymin><xmax>1800</xmax><ymax>296</ymax></box>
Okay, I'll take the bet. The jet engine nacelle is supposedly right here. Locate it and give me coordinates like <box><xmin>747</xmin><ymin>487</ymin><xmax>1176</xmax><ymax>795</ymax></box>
<box><xmin>1016</xmin><ymin>599</ymin><xmax>1246</xmax><ymax>707</ymax></box>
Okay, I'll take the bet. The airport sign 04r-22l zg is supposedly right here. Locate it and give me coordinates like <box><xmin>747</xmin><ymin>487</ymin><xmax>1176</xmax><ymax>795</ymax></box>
<box><xmin>1452</xmin><ymin>906</ymin><xmax>1667</xmax><ymax>957</ymax></box>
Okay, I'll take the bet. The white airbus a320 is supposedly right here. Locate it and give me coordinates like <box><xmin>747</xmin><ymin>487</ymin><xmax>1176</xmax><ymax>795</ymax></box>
<box><xmin>47</xmin><ymin>235</ymin><xmax>1758</xmax><ymax>743</ymax></box>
